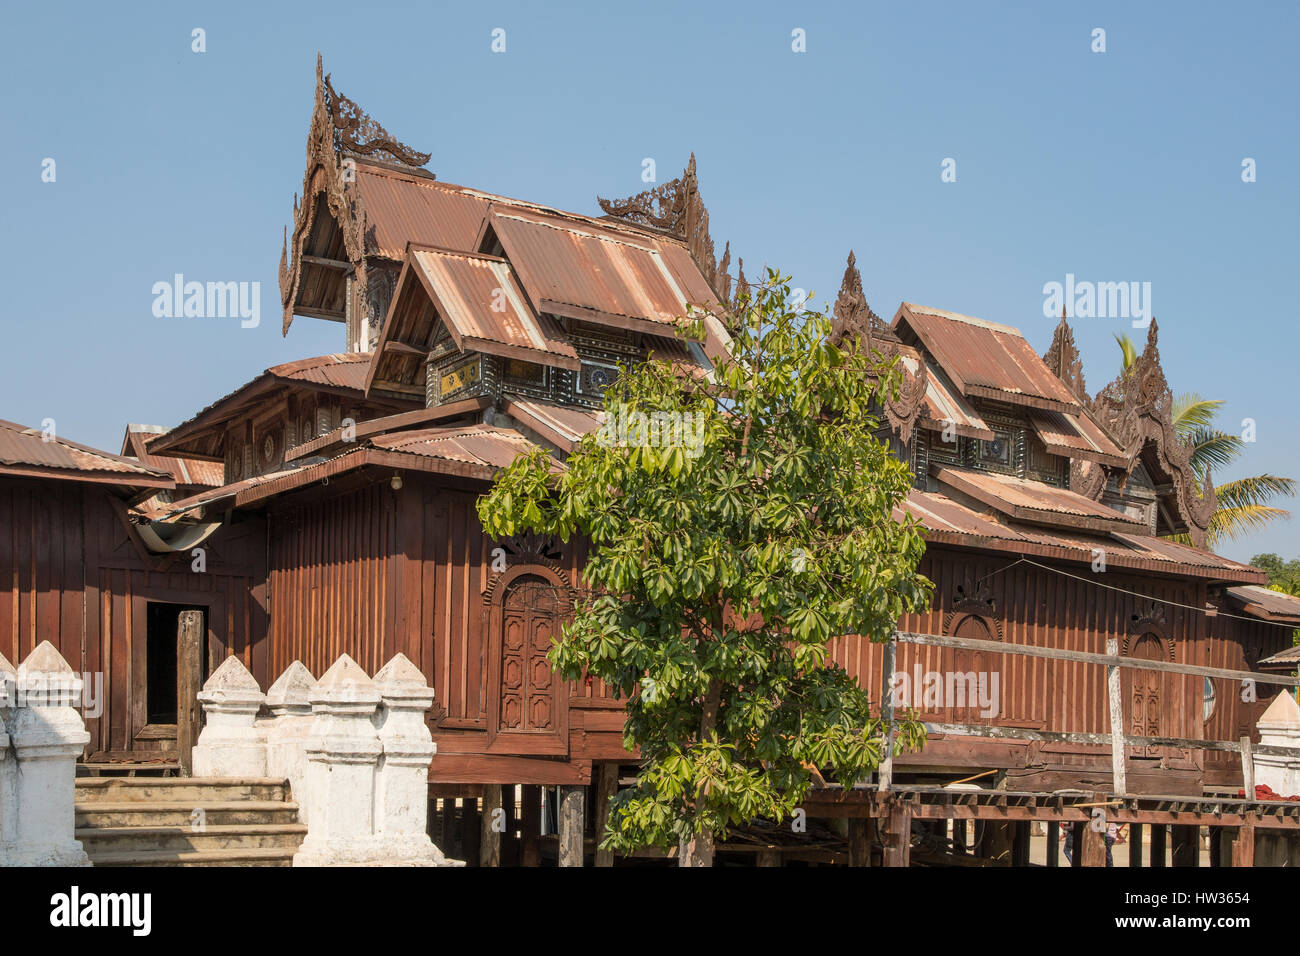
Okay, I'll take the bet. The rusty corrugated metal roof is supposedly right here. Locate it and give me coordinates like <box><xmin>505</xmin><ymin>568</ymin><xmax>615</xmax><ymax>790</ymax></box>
<box><xmin>505</xmin><ymin>397</ymin><xmax>604</xmax><ymax>452</ymax></box>
<box><xmin>1226</xmin><ymin>585</ymin><xmax>1300</xmax><ymax>625</ymax></box>
<box><xmin>489</xmin><ymin>208</ymin><xmax>696</xmax><ymax>331</ymax></box>
<box><xmin>896</xmin><ymin>303</ymin><xmax>1082</xmax><ymax>414</ymax></box>
<box><xmin>122</xmin><ymin>425</ymin><xmax>225</xmax><ymax>487</ymax></box>
<box><xmin>353</xmin><ymin>166</ymin><xmax>491</xmax><ymax>258</ymax></box>
<box><xmin>896</xmin><ymin>488</ymin><xmax>1264</xmax><ymax>583</ymax></box>
<box><xmin>932</xmin><ymin>465</ymin><xmax>1146</xmax><ymax>533</ymax></box>
<box><xmin>371</xmin><ymin>424</ymin><xmax>541</xmax><ymax>470</ymax></box>
<box><xmin>411</xmin><ymin>248</ymin><xmax>579</xmax><ymax>369</ymax></box>
<box><xmin>1029</xmin><ymin>408</ymin><xmax>1126</xmax><ymax>467</ymax></box>
<box><xmin>0</xmin><ymin>419</ymin><xmax>173</xmax><ymax>487</ymax></box>
<box><xmin>269</xmin><ymin>352</ymin><xmax>371</xmax><ymax>389</ymax></box>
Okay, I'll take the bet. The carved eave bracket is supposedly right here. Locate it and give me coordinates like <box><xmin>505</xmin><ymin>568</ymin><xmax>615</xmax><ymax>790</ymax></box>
<box><xmin>1087</xmin><ymin>319</ymin><xmax>1216</xmax><ymax>547</ymax></box>
<box><xmin>280</xmin><ymin>54</ymin><xmax>431</xmax><ymax>336</ymax></box>
<box><xmin>829</xmin><ymin>251</ymin><xmax>926</xmax><ymax>445</ymax></box>
<box><xmin>598</xmin><ymin>154</ymin><xmax>731</xmax><ymax>311</ymax></box>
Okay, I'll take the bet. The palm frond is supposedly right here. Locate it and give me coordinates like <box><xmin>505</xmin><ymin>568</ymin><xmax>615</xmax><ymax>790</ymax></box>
<box><xmin>1183</xmin><ymin>427</ymin><xmax>1244</xmax><ymax>476</ymax></box>
<box><xmin>1207</xmin><ymin>505</ymin><xmax>1292</xmax><ymax>546</ymax></box>
<box><xmin>1171</xmin><ymin>393</ymin><xmax>1223</xmax><ymax>434</ymax></box>
<box><xmin>1215</xmin><ymin>474</ymin><xmax>1298</xmax><ymax>510</ymax></box>
<box><xmin>1115</xmin><ymin>333</ymin><xmax>1138</xmax><ymax>373</ymax></box>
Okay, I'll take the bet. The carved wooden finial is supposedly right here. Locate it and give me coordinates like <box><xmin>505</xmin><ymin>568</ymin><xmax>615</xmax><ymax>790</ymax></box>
<box><xmin>1044</xmin><ymin>310</ymin><xmax>1086</xmax><ymax>400</ymax></box>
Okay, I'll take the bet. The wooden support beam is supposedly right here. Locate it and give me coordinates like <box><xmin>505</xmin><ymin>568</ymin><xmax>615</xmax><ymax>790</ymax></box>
<box><xmin>1150</xmin><ymin>824</ymin><xmax>1167</xmax><ymax>867</ymax></box>
<box><xmin>878</xmin><ymin>634</ymin><xmax>897</xmax><ymax>793</ymax></box>
<box><xmin>848</xmin><ymin>818</ymin><xmax>871</xmax><ymax>867</ymax></box>
<box><xmin>176</xmin><ymin>610</ymin><xmax>203</xmax><ymax>778</ymax></box>
<box><xmin>461</xmin><ymin>797</ymin><xmax>480</xmax><ymax>866</ymax></box>
<box><xmin>1046</xmin><ymin>822</ymin><xmax>1058</xmax><ymax>866</ymax></box>
<box><xmin>558</xmin><ymin>784</ymin><xmax>586</xmax><ymax>867</ymax></box>
<box><xmin>1171</xmin><ymin>825</ymin><xmax>1200</xmax><ymax>867</ymax></box>
<box><xmin>301</xmin><ymin>254</ymin><xmax>355</xmax><ymax>273</ymax></box>
<box><xmin>954</xmin><ymin>819</ymin><xmax>968</xmax><ymax>856</ymax></box>
<box><xmin>1232</xmin><ymin>817</ymin><xmax>1255</xmax><ymax>867</ymax></box>
<box><xmin>1106</xmin><ymin>638</ymin><xmax>1126</xmax><ymax>796</ymax></box>
<box><xmin>1080</xmin><ymin>799</ymin><xmax>1107</xmax><ymax>868</ymax></box>
<box><xmin>1012</xmin><ymin>821</ymin><xmax>1031</xmax><ymax>867</ymax></box>
<box><xmin>521</xmin><ymin>786</ymin><xmax>541</xmax><ymax>867</ymax></box>
<box><xmin>480</xmin><ymin>784</ymin><xmax>502</xmax><ymax>867</ymax></box>
<box><xmin>1241</xmin><ymin>735</ymin><xmax>1255</xmax><ymax>797</ymax></box>
<box><xmin>1129</xmin><ymin>823</ymin><xmax>1144</xmax><ymax>868</ymax></box>
<box><xmin>882</xmin><ymin>803</ymin><xmax>911</xmax><ymax>867</ymax></box>
<box><xmin>1209</xmin><ymin>827</ymin><xmax>1223</xmax><ymax>868</ymax></box>
<box><xmin>756</xmin><ymin>848</ymin><xmax>781</xmax><ymax>867</ymax></box>
<box><xmin>594</xmin><ymin>763</ymin><xmax>619</xmax><ymax>868</ymax></box>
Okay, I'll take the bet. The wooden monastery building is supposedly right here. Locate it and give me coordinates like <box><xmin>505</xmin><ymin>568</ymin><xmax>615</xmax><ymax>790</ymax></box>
<box><xmin>4</xmin><ymin>58</ymin><xmax>1299</xmax><ymax>865</ymax></box>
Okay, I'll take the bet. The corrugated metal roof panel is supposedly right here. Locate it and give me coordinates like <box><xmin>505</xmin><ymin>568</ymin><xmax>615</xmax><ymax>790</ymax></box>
<box><xmin>490</xmin><ymin>208</ymin><xmax>692</xmax><ymax>329</ymax></box>
<box><xmin>933</xmin><ymin>466</ymin><xmax>1146</xmax><ymax>528</ymax></box>
<box><xmin>1226</xmin><ymin>585</ymin><xmax>1300</xmax><ymax>623</ymax></box>
<box><xmin>412</xmin><ymin>248</ymin><xmax>579</xmax><ymax>368</ymax></box>
<box><xmin>1029</xmin><ymin>408</ymin><xmax>1126</xmax><ymax>466</ymax></box>
<box><xmin>0</xmin><ymin>419</ymin><xmax>173</xmax><ymax>484</ymax></box>
<box><xmin>505</xmin><ymin>397</ymin><xmax>604</xmax><ymax>451</ymax></box>
<box><xmin>371</xmin><ymin>424</ymin><xmax>540</xmax><ymax>469</ymax></box>
<box><xmin>269</xmin><ymin>352</ymin><xmax>371</xmax><ymax>390</ymax></box>
<box><xmin>897</xmin><ymin>303</ymin><xmax>1082</xmax><ymax>413</ymax></box>
<box><xmin>898</xmin><ymin>350</ymin><xmax>993</xmax><ymax>440</ymax></box>
<box><xmin>353</xmin><ymin>167</ymin><xmax>492</xmax><ymax>258</ymax></box>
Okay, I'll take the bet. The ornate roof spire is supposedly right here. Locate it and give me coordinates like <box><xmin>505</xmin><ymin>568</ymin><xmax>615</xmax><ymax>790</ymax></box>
<box><xmin>1043</xmin><ymin>306</ymin><xmax>1086</xmax><ymax>400</ymax></box>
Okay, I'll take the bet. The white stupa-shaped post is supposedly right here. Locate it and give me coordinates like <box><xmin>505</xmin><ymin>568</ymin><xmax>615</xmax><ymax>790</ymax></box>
<box><xmin>1255</xmin><ymin>690</ymin><xmax>1300</xmax><ymax>797</ymax></box>
<box><xmin>5</xmin><ymin>642</ymin><xmax>90</xmax><ymax>866</ymax></box>
<box><xmin>192</xmin><ymin>655</ymin><xmax>267</xmax><ymax>778</ymax></box>
<box><xmin>264</xmin><ymin>661</ymin><xmax>316</xmax><ymax>816</ymax></box>
<box><xmin>374</xmin><ymin>653</ymin><xmax>457</xmax><ymax>865</ymax></box>
<box><xmin>293</xmin><ymin>654</ymin><xmax>385</xmax><ymax>866</ymax></box>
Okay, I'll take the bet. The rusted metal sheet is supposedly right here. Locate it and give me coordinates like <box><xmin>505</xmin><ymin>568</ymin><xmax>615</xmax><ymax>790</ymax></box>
<box><xmin>895</xmin><ymin>303</ymin><xmax>1082</xmax><ymax>414</ymax></box>
<box><xmin>412</xmin><ymin>248</ymin><xmax>579</xmax><ymax>368</ymax></box>
<box><xmin>353</xmin><ymin>166</ymin><xmax>492</xmax><ymax>259</ymax></box>
<box><xmin>0</xmin><ymin>419</ymin><xmax>173</xmax><ymax>486</ymax></box>
<box><xmin>272</xmin><ymin>352</ymin><xmax>372</xmax><ymax>390</ymax></box>
<box><xmin>122</xmin><ymin>425</ymin><xmax>224</xmax><ymax>487</ymax></box>
<box><xmin>505</xmin><ymin>397</ymin><xmax>604</xmax><ymax>452</ymax></box>
<box><xmin>932</xmin><ymin>465</ymin><xmax>1147</xmax><ymax>529</ymax></box>
<box><xmin>898</xmin><ymin>488</ymin><xmax>1265</xmax><ymax>583</ymax></box>
<box><xmin>372</xmin><ymin>424</ymin><xmax>539</xmax><ymax>470</ymax></box>
<box><xmin>1226</xmin><ymin>585</ymin><xmax>1300</xmax><ymax>625</ymax></box>
<box><xmin>1029</xmin><ymin>408</ymin><xmax>1126</xmax><ymax>466</ymax></box>
<box><xmin>489</xmin><ymin>208</ymin><xmax>694</xmax><ymax>330</ymax></box>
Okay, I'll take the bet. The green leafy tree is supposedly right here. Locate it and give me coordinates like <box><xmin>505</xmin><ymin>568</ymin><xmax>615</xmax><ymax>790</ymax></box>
<box><xmin>1249</xmin><ymin>553</ymin><xmax>1300</xmax><ymax>596</ymax></box>
<box><xmin>1116</xmin><ymin>334</ymin><xmax>1294</xmax><ymax>548</ymax></box>
<box><xmin>478</xmin><ymin>272</ymin><xmax>932</xmax><ymax>865</ymax></box>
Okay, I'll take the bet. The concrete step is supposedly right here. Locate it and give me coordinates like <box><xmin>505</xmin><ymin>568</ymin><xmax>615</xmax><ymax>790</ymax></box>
<box><xmin>76</xmin><ymin>777</ymin><xmax>290</xmax><ymax>803</ymax></box>
<box><xmin>76</xmin><ymin>823</ymin><xmax>308</xmax><ymax>854</ymax></box>
<box><xmin>76</xmin><ymin>801</ymin><xmax>301</xmax><ymax>828</ymax></box>
<box><xmin>86</xmin><ymin>846</ymin><xmax>298</xmax><ymax>867</ymax></box>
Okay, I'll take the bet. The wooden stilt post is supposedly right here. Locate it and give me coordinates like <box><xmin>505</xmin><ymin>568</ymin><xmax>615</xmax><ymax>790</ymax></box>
<box><xmin>1070</xmin><ymin>821</ymin><xmax>1082</xmax><ymax>867</ymax></box>
<box><xmin>882</xmin><ymin>802</ymin><xmax>911</xmax><ymax>867</ymax></box>
<box><xmin>480</xmin><ymin>784</ymin><xmax>502</xmax><ymax>867</ymax></box>
<box><xmin>1129</xmin><ymin>823</ymin><xmax>1144</xmax><ymax>868</ymax></box>
<box><xmin>1232</xmin><ymin>815</ymin><xmax>1255</xmax><ymax>867</ymax></box>
<box><xmin>953</xmin><ymin>819</ymin><xmax>968</xmax><ymax>856</ymax></box>
<box><xmin>1171</xmin><ymin>825</ymin><xmax>1199</xmax><ymax>867</ymax></box>
<box><xmin>176</xmin><ymin>610</ymin><xmax>204</xmax><ymax>778</ymax></box>
<box><xmin>558</xmin><ymin>784</ymin><xmax>585</xmax><ymax>867</ymax></box>
<box><xmin>1209</xmin><ymin>827</ymin><xmax>1222</xmax><ymax>868</ymax></box>
<box><xmin>1241</xmin><ymin>736</ymin><xmax>1255</xmax><ymax>799</ymax></box>
<box><xmin>848</xmin><ymin>817</ymin><xmax>870</xmax><ymax>867</ymax></box>
<box><xmin>1012</xmin><ymin>821</ymin><xmax>1031</xmax><ymax>867</ymax></box>
<box><xmin>1150</xmin><ymin>824</ymin><xmax>1167</xmax><ymax>867</ymax></box>
<box><xmin>462</xmin><ymin>796</ymin><xmax>480</xmax><ymax>866</ymax></box>
<box><xmin>877</xmin><ymin>633</ymin><xmax>897</xmax><ymax>793</ymax></box>
<box><xmin>1046</xmin><ymin>821</ymin><xmax>1058</xmax><ymax>866</ymax></box>
<box><xmin>1105</xmin><ymin>638</ymin><xmax>1127</xmax><ymax>797</ymax></box>
<box><xmin>521</xmin><ymin>785</ymin><xmax>541</xmax><ymax>867</ymax></box>
<box><xmin>594</xmin><ymin>763</ymin><xmax>618</xmax><ymax>868</ymax></box>
<box><xmin>502</xmin><ymin>786</ymin><xmax>518</xmax><ymax>865</ymax></box>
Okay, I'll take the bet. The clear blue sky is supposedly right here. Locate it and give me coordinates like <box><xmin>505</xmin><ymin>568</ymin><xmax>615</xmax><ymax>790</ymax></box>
<box><xmin>1</xmin><ymin>1</ymin><xmax>1295</xmax><ymax>563</ymax></box>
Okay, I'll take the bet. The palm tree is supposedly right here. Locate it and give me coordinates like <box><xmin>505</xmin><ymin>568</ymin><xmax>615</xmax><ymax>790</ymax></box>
<box><xmin>1116</xmin><ymin>333</ymin><xmax>1294</xmax><ymax>548</ymax></box>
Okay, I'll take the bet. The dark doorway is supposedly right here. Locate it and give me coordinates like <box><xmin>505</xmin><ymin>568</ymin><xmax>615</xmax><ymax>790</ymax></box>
<box><xmin>145</xmin><ymin>602</ymin><xmax>207</xmax><ymax>725</ymax></box>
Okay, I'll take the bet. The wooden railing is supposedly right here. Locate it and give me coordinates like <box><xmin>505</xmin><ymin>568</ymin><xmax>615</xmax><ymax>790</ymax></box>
<box><xmin>876</xmin><ymin>629</ymin><xmax>1300</xmax><ymax>796</ymax></box>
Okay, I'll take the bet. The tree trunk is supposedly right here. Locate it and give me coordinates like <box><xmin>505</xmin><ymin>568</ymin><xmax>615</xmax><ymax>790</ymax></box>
<box><xmin>678</xmin><ymin>828</ymin><xmax>715</xmax><ymax>867</ymax></box>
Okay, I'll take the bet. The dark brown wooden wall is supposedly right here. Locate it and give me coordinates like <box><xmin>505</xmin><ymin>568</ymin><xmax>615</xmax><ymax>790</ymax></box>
<box><xmin>0</xmin><ymin>477</ymin><xmax>268</xmax><ymax>760</ymax></box>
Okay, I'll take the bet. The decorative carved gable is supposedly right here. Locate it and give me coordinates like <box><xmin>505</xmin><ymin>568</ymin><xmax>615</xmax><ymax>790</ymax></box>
<box><xmin>829</xmin><ymin>251</ymin><xmax>927</xmax><ymax>445</ymax></box>
<box><xmin>1087</xmin><ymin>320</ymin><xmax>1216</xmax><ymax>546</ymax></box>
<box><xmin>1042</xmin><ymin>310</ymin><xmax>1087</xmax><ymax>402</ymax></box>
